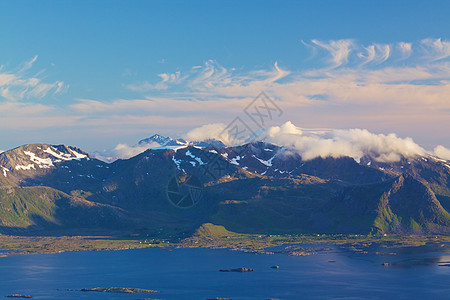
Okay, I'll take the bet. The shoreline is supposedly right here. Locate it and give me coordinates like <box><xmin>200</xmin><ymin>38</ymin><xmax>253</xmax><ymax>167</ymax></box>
<box><xmin>1</xmin><ymin>232</ymin><xmax>449</xmax><ymax>258</ymax></box>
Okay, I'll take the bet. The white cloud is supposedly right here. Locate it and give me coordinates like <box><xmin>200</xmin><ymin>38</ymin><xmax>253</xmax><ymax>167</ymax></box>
<box><xmin>93</xmin><ymin>140</ymin><xmax>164</xmax><ymax>162</ymax></box>
<box><xmin>188</xmin><ymin>60</ymin><xmax>230</xmax><ymax>89</ymax></box>
<box><xmin>125</xmin><ymin>60</ymin><xmax>289</xmax><ymax>97</ymax></box>
<box><xmin>433</xmin><ymin>145</ymin><xmax>450</xmax><ymax>161</ymax></box>
<box><xmin>184</xmin><ymin>123</ymin><xmax>228</xmax><ymax>143</ymax></box>
<box><xmin>122</xmin><ymin>40</ymin><xmax>450</xmax><ymax>110</ymax></box>
<box><xmin>68</xmin><ymin>39</ymin><xmax>450</xmax><ymax>152</ymax></box>
<box><xmin>74</xmin><ymin>115</ymin><xmax>450</xmax><ymax>163</ymax></box>
<box><xmin>358</xmin><ymin>43</ymin><xmax>391</xmax><ymax>65</ymax></box>
<box><xmin>397</xmin><ymin>42</ymin><xmax>412</xmax><ymax>58</ymax></box>
<box><xmin>305</xmin><ymin>39</ymin><xmax>450</xmax><ymax>67</ymax></box>
<box><xmin>126</xmin><ymin>71</ymin><xmax>186</xmax><ymax>91</ymax></box>
<box><xmin>266</xmin><ymin>121</ymin><xmax>303</xmax><ymax>137</ymax></box>
<box><xmin>18</xmin><ymin>55</ymin><xmax>38</xmax><ymax>73</ymax></box>
<box><xmin>2</xmin><ymin>39</ymin><xmax>450</xmax><ymax>154</ymax></box>
<box><xmin>0</xmin><ymin>56</ymin><xmax>66</xmax><ymax>101</ymax></box>
<box><xmin>421</xmin><ymin>38</ymin><xmax>450</xmax><ymax>61</ymax></box>
<box><xmin>310</xmin><ymin>39</ymin><xmax>355</xmax><ymax>68</ymax></box>
<box><xmin>102</xmin><ymin>121</ymin><xmax>445</xmax><ymax>163</ymax></box>
<box><xmin>262</xmin><ymin>122</ymin><xmax>427</xmax><ymax>162</ymax></box>
<box><xmin>114</xmin><ymin>142</ymin><xmax>161</xmax><ymax>159</ymax></box>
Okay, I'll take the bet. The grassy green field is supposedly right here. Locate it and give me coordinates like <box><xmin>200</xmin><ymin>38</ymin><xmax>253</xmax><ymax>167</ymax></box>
<box><xmin>0</xmin><ymin>235</ymin><xmax>167</xmax><ymax>257</ymax></box>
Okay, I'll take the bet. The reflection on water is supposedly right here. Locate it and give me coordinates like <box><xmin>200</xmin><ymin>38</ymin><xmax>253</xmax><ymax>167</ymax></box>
<box><xmin>0</xmin><ymin>245</ymin><xmax>449</xmax><ymax>300</ymax></box>
<box><xmin>384</xmin><ymin>255</ymin><xmax>450</xmax><ymax>268</ymax></box>
<box><xmin>367</xmin><ymin>255</ymin><xmax>450</xmax><ymax>269</ymax></box>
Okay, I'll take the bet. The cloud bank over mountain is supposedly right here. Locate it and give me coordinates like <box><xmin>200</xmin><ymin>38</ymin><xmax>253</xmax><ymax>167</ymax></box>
<box><xmin>262</xmin><ymin>122</ymin><xmax>427</xmax><ymax>162</ymax></box>
<box><xmin>184</xmin><ymin>123</ymin><xmax>228</xmax><ymax>143</ymax></box>
<box><xmin>434</xmin><ymin>145</ymin><xmax>450</xmax><ymax>160</ymax></box>
<box><xmin>100</xmin><ymin>121</ymin><xmax>450</xmax><ymax>163</ymax></box>
<box><xmin>180</xmin><ymin>121</ymin><xmax>437</xmax><ymax>163</ymax></box>
<box><xmin>111</xmin><ymin>142</ymin><xmax>161</xmax><ymax>160</ymax></box>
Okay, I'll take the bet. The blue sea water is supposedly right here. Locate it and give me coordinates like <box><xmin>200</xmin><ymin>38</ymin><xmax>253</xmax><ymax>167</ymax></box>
<box><xmin>0</xmin><ymin>246</ymin><xmax>449</xmax><ymax>299</ymax></box>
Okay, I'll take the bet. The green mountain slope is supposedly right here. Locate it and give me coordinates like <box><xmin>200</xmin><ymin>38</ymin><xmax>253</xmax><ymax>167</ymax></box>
<box><xmin>0</xmin><ymin>176</ymin><xmax>131</xmax><ymax>233</ymax></box>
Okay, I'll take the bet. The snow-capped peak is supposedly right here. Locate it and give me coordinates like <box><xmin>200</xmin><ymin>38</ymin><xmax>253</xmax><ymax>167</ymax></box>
<box><xmin>0</xmin><ymin>144</ymin><xmax>91</xmax><ymax>176</ymax></box>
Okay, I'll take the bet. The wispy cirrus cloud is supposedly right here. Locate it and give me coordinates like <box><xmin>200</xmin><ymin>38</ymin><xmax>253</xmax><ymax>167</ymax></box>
<box><xmin>126</xmin><ymin>71</ymin><xmax>186</xmax><ymax>91</ymax></box>
<box><xmin>18</xmin><ymin>55</ymin><xmax>38</xmax><ymax>73</ymax></box>
<box><xmin>421</xmin><ymin>38</ymin><xmax>450</xmax><ymax>61</ymax></box>
<box><xmin>0</xmin><ymin>56</ymin><xmax>67</xmax><ymax>101</ymax></box>
<box><xmin>121</xmin><ymin>38</ymin><xmax>450</xmax><ymax>102</ymax></box>
<box><xmin>309</xmin><ymin>39</ymin><xmax>355</xmax><ymax>68</ymax></box>
<box><xmin>358</xmin><ymin>43</ymin><xmax>391</xmax><ymax>65</ymax></box>
<box><xmin>2</xmin><ymin>39</ymin><xmax>450</xmax><ymax>153</ymax></box>
<box><xmin>117</xmin><ymin>38</ymin><xmax>450</xmax><ymax>149</ymax></box>
<box><xmin>304</xmin><ymin>38</ymin><xmax>450</xmax><ymax>67</ymax></box>
<box><xmin>125</xmin><ymin>60</ymin><xmax>290</xmax><ymax>95</ymax></box>
<box><xmin>397</xmin><ymin>42</ymin><xmax>413</xmax><ymax>59</ymax></box>
<box><xmin>118</xmin><ymin>41</ymin><xmax>450</xmax><ymax>114</ymax></box>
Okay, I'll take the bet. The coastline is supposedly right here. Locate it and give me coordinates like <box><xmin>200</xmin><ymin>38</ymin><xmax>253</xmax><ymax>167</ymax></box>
<box><xmin>0</xmin><ymin>235</ymin><xmax>161</xmax><ymax>257</ymax></box>
<box><xmin>1</xmin><ymin>227</ymin><xmax>449</xmax><ymax>258</ymax></box>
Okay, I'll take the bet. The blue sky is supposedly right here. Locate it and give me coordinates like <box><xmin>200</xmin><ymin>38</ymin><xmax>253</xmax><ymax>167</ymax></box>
<box><xmin>0</xmin><ymin>1</ymin><xmax>449</xmax><ymax>156</ymax></box>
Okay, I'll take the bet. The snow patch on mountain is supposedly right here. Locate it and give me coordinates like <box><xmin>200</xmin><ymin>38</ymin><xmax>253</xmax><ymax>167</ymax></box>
<box><xmin>15</xmin><ymin>164</ymin><xmax>36</xmax><ymax>171</ymax></box>
<box><xmin>252</xmin><ymin>154</ymin><xmax>274</xmax><ymax>167</ymax></box>
<box><xmin>24</xmin><ymin>151</ymin><xmax>54</xmax><ymax>168</ymax></box>
<box><xmin>139</xmin><ymin>134</ymin><xmax>187</xmax><ymax>147</ymax></box>
<box><xmin>172</xmin><ymin>156</ymin><xmax>182</xmax><ymax>170</ymax></box>
<box><xmin>19</xmin><ymin>148</ymin><xmax>88</xmax><ymax>170</ymax></box>
<box><xmin>99</xmin><ymin>133</ymin><xmax>226</xmax><ymax>162</ymax></box>
<box><xmin>229</xmin><ymin>156</ymin><xmax>241</xmax><ymax>166</ymax></box>
<box><xmin>82</xmin><ymin>123</ymin><xmax>450</xmax><ymax>164</ymax></box>
<box><xmin>44</xmin><ymin>147</ymin><xmax>74</xmax><ymax>160</ymax></box>
<box><xmin>153</xmin><ymin>145</ymin><xmax>187</xmax><ymax>151</ymax></box>
<box><xmin>43</xmin><ymin>146</ymin><xmax>87</xmax><ymax>161</ymax></box>
<box><xmin>185</xmin><ymin>150</ymin><xmax>206</xmax><ymax>165</ymax></box>
<box><xmin>69</xmin><ymin>149</ymin><xmax>87</xmax><ymax>159</ymax></box>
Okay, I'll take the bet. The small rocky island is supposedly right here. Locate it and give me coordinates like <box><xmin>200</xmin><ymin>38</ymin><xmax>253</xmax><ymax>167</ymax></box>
<box><xmin>80</xmin><ymin>287</ymin><xmax>160</xmax><ymax>294</ymax></box>
<box><xmin>219</xmin><ymin>267</ymin><xmax>254</xmax><ymax>272</ymax></box>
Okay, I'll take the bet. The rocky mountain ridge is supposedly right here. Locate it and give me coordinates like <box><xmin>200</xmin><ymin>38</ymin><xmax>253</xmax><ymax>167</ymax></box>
<box><xmin>0</xmin><ymin>139</ymin><xmax>448</xmax><ymax>235</ymax></box>
<box><xmin>138</xmin><ymin>134</ymin><xmax>226</xmax><ymax>148</ymax></box>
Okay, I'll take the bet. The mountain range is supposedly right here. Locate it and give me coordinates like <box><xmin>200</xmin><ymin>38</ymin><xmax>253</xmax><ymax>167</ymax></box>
<box><xmin>0</xmin><ymin>134</ymin><xmax>449</xmax><ymax>236</ymax></box>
